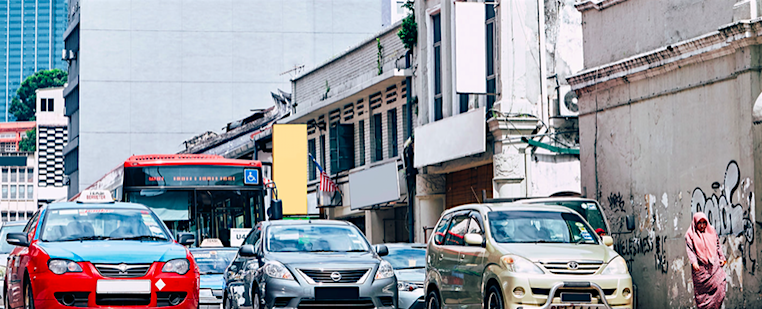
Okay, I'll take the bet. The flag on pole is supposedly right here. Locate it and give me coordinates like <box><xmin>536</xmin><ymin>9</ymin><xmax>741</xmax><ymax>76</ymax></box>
<box><xmin>309</xmin><ymin>154</ymin><xmax>339</xmax><ymax>192</ymax></box>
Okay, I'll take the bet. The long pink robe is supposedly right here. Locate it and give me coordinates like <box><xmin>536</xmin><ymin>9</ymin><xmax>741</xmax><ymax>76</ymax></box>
<box><xmin>685</xmin><ymin>213</ymin><xmax>726</xmax><ymax>309</ymax></box>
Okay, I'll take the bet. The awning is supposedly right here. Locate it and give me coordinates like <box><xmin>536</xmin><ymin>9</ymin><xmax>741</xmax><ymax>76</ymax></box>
<box><xmin>522</xmin><ymin>137</ymin><xmax>580</xmax><ymax>155</ymax></box>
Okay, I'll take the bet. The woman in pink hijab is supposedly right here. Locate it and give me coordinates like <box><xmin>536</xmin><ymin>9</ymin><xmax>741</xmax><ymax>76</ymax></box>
<box><xmin>685</xmin><ymin>212</ymin><xmax>727</xmax><ymax>309</ymax></box>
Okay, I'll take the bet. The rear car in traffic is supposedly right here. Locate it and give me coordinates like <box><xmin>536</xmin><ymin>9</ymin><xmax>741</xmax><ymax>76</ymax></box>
<box><xmin>190</xmin><ymin>247</ymin><xmax>238</xmax><ymax>309</ymax></box>
<box><xmin>0</xmin><ymin>220</ymin><xmax>26</xmax><ymax>307</ymax></box>
<box><xmin>425</xmin><ymin>203</ymin><xmax>633</xmax><ymax>309</ymax></box>
<box><xmin>224</xmin><ymin>220</ymin><xmax>397</xmax><ymax>309</ymax></box>
<box><xmin>3</xmin><ymin>190</ymin><xmax>199</xmax><ymax>308</ymax></box>
<box><xmin>381</xmin><ymin>244</ymin><xmax>426</xmax><ymax>309</ymax></box>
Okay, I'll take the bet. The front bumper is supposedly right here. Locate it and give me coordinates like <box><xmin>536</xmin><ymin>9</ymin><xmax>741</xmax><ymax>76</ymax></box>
<box><xmin>29</xmin><ymin>262</ymin><xmax>199</xmax><ymax>309</ymax></box>
<box><xmin>199</xmin><ymin>288</ymin><xmax>224</xmax><ymax>309</ymax></box>
<box><xmin>497</xmin><ymin>272</ymin><xmax>632</xmax><ymax>309</ymax></box>
<box><xmin>398</xmin><ymin>289</ymin><xmax>424</xmax><ymax>309</ymax></box>
<box><xmin>259</xmin><ymin>276</ymin><xmax>397</xmax><ymax>309</ymax></box>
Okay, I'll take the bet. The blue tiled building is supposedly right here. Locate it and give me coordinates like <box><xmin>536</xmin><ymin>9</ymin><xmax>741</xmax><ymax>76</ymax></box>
<box><xmin>0</xmin><ymin>0</ymin><xmax>68</xmax><ymax>122</ymax></box>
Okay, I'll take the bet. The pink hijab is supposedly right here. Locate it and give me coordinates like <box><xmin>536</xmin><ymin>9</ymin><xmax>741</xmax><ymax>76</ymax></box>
<box><xmin>685</xmin><ymin>212</ymin><xmax>718</xmax><ymax>265</ymax></box>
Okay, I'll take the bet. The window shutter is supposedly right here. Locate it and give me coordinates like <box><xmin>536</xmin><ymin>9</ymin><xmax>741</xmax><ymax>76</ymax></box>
<box><xmin>330</xmin><ymin>123</ymin><xmax>356</xmax><ymax>174</ymax></box>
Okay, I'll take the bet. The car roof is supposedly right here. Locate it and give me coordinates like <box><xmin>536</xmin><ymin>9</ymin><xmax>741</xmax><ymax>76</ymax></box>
<box><xmin>189</xmin><ymin>247</ymin><xmax>239</xmax><ymax>252</ymax></box>
<box><xmin>517</xmin><ymin>197</ymin><xmax>600</xmax><ymax>204</ymax></box>
<box><xmin>45</xmin><ymin>201</ymin><xmax>150</xmax><ymax>211</ymax></box>
<box><xmin>443</xmin><ymin>203</ymin><xmax>579</xmax><ymax>216</ymax></box>
<box><xmin>261</xmin><ymin>219</ymin><xmax>352</xmax><ymax>227</ymax></box>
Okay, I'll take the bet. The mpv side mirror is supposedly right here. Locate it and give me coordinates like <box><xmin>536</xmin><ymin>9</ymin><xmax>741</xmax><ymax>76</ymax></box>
<box><xmin>6</xmin><ymin>232</ymin><xmax>29</xmax><ymax>247</ymax></box>
<box><xmin>375</xmin><ymin>245</ymin><xmax>389</xmax><ymax>257</ymax></box>
<box><xmin>177</xmin><ymin>233</ymin><xmax>195</xmax><ymax>246</ymax></box>
<box><xmin>602</xmin><ymin>236</ymin><xmax>614</xmax><ymax>247</ymax></box>
<box><xmin>464</xmin><ymin>233</ymin><xmax>484</xmax><ymax>247</ymax></box>
<box><xmin>240</xmin><ymin>244</ymin><xmax>257</xmax><ymax>257</ymax></box>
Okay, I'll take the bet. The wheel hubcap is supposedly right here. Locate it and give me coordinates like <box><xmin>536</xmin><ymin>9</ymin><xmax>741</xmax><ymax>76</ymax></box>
<box><xmin>488</xmin><ymin>292</ymin><xmax>499</xmax><ymax>309</ymax></box>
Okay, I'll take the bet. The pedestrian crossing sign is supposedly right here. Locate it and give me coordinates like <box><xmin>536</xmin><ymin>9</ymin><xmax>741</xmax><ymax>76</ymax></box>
<box><xmin>244</xmin><ymin>169</ymin><xmax>260</xmax><ymax>185</ymax></box>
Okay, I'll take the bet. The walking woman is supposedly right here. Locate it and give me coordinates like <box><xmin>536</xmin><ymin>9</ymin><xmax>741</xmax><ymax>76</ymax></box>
<box><xmin>685</xmin><ymin>212</ymin><xmax>727</xmax><ymax>309</ymax></box>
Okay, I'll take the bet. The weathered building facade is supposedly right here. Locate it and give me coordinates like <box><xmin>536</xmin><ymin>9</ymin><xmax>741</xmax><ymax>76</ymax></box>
<box><xmin>411</xmin><ymin>0</ymin><xmax>584</xmax><ymax>241</ymax></box>
<box><xmin>569</xmin><ymin>0</ymin><xmax>762</xmax><ymax>307</ymax></box>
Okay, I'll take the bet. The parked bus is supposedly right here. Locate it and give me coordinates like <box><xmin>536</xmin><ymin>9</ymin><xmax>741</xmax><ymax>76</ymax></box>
<box><xmin>72</xmin><ymin>154</ymin><xmax>268</xmax><ymax>247</ymax></box>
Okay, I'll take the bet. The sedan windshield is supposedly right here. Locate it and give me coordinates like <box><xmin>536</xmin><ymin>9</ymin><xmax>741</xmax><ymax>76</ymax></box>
<box><xmin>267</xmin><ymin>225</ymin><xmax>369</xmax><ymax>253</ymax></box>
<box><xmin>191</xmin><ymin>249</ymin><xmax>238</xmax><ymax>274</ymax></box>
<box><xmin>0</xmin><ymin>224</ymin><xmax>25</xmax><ymax>253</ymax></box>
<box><xmin>488</xmin><ymin>210</ymin><xmax>599</xmax><ymax>244</ymax></box>
<box><xmin>384</xmin><ymin>247</ymin><xmax>426</xmax><ymax>269</ymax></box>
<box><xmin>41</xmin><ymin>208</ymin><xmax>170</xmax><ymax>242</ymax></box>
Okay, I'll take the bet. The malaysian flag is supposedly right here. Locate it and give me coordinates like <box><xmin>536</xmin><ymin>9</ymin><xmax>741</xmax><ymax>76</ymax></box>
<box><xmin>309</xmin><ymin>154</ymin><xmax>339</xmax><ymax>192</ymax></box>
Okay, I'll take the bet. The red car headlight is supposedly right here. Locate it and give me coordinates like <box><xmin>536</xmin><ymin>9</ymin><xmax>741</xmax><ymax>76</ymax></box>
<box><xmin>162</xmin><ymin>259</ymin><xmax>190</xmax><ymax>275</ymax></box>
<box><xmin>48</xmin><ymin>259</ymin><xmax>83</xmax><ymax>275</ymax></box>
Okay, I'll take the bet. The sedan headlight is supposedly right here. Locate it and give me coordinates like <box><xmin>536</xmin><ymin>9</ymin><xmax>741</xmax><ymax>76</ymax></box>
<box><xmin>162</xmin><ymin>259</ymin><xmax>190</xmax><ymax>275</ymax></box>
<box><xmin>263</xmin><ymin>261</ymin><xmax>294</xmax><ymax>280</ymax></box>
<box><xmin>601</xmin><ymin>256</ymin><xmax>629</xmax><ymax>275</ymax></box>
<box><xmin>48</xmin><ymin>259</ymin><xmax>83</xmax><ymax>275</ymax></box>
<box><xmin>398</xmin><ymin>281</ymin><xmax>419</xmax><ymax>291</ymax></box>
<box><xmin>375</xmin><ymin>260</ymin><xmax>394</xmax><ymax>280</ymax></box>
<box><xmin>500</xmin><ymin>255</ymin><xmax>544</xmax><ymax>274</ymax></box>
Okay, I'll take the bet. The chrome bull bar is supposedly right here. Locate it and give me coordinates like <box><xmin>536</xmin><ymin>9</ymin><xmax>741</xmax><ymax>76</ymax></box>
<box><xmin>538</xmin><ymin>281</ymin><xmax>612</xmax><ymax>309</ymax></box>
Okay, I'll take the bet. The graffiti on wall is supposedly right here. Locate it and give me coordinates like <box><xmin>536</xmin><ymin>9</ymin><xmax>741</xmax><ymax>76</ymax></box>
<box><xmin>607</xmin><ymin>192</ymin><xmax>626</xmax><ymax>213</ymax></box>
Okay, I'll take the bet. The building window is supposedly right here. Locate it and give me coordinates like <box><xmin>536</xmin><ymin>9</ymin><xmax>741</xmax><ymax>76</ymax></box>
<box><xmin>371</xmin><ymin>113</ymin><xmax>383</xmax><ymax>162</ymax></box>
<box><xmin>486</xmin><ymin>4</ymin><xmax>497</xmax><ymax>113</ymax></box>
<box><xmin>319</xmin><ymin>135</ymin><xmax>326</xmax><ymax>172</ymax></box>
<box><xmin>0</xmin><ymin>133</ymin><xmax>15</xmax><ymax>139</ymax></box>
<box><xmin>459</xmin><ymin>94</ymin><xmax>469</xmax><ymax>113</ymax></box>
<box><xmin>1</xmin><ymin>186</ymin><xmax>6</xmax><ymax>199</ymax></box>
<box><xmin>402</xmin><ymin>105</ymin><xmax>409</xmax><ymax>140</ymax></box>
<box><xmin>433</xmin><ymin>13</ymin><xmax>443</xmax><ymax>121</ymax></box>
<box><xmin>48</xmin><ymin>99</ymin><xmax>54</xmax><ymax>112</ymax></box>
<box><xmin>1</xmin><ymin>169</ymin><xmax>7</xmax><ymax>182</ymax></box>
<box><xmin>308</xmin><ymin>138</ymin><xmax>316</xmax><ymax>181</ymax></box>
<box><xmin>387</xmin><ymin>109</ymin><xmax>398</xmax><ymax>158</ymax></box>
<box><xmin>27</xmin><ymin>185</ymin><xmax>33</xmax><ymax>199</ymax></box>
<box><xmin>330</xmin><ymin>123</ymin><xmax>355</xmax><ymax>174</ymax></box>
<box><xmin>10</xmin><ymin>169</ymin><xmax>16</xmax><ymax>182</ymax></box>
<box><xmin>18</xmin><ymin>186</ymin><xmax>25</xmax><ymax>200</ymax></box>
<box><xmin>10</xmin><ymin>186</ymin><xmax>16</xmax><ymax>199</ymax></box>
<box><xmin>358</xmin><ymin>120</ymin><xmax>366</xmax><ymax>166</ymax></box>
<box><xmin>40</xmin><ymin>99</ymin><xmax>47</xmax><ymax>112</ymax></box>
<box><xmin>2</xmin><ymin>143</ymin><xmax>16</xmax><ymax>152</ymax></box>
<box><xmin>26</xmin><ymin>168</ymin><xmax>33</xmax><ymax>183</ymax></box>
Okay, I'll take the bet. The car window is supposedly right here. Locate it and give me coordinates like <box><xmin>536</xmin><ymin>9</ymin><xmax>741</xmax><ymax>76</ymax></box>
<box><xmin>191</xmin><ymin>249</ymin><xmax>238</xmax><ymax>274</ymax></box>
<box><xmin>41</xmin><ymin>208</ymin><xmax>170</xmax><ymax>242</ymax></box>
<box><xmin>243</xmin><ymin>225</ymin><xmax>261</xmax><ymax>246</ymax></box>
<box><xmin>488</xmin><ymin>210</ymin><xmax>598</xmax><ymax>244</ymax></box>
<box><xmin>433</xmin><ymin>214</ymin><xmax>452</xmax><ymax>245</ymax></box>
<box><xmin>526</xmin><ymin>201</ymin><xmax>608</xmax><ymax>234</ymax></box>
<box><xmin>0</xmin><ymin>224</ymin><xmax>25</xmax><ymax>253</ymax></box>
<box><xmin>444</xmin><ymin>215</ymin><xmax>469</xmax><ymax>246</ymax></box>
<box><xmin>23</xmin><ymin>211</ymin><xmax>39</xmax><ymax>233</ymax></box>
<box><xmin>267</xmin><ymin>225</ymin><xmax>369</xmax><ymax>253</ymax></box>
<box><xmin>467</xmin><ymin>215</ymin><xmax>482</xmax><ymax>235</ymax></box>
<box><xmin>384</xmin><ymin>246</ymin><xmax>426</xmax><ymax>269</ymax></box>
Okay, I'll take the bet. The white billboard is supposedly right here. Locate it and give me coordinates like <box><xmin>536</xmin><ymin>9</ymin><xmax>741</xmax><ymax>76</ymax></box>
<box><xmin>455</xmin><ymin>2</ymin><xmax>486</xmax><ymax>94</ymax></box>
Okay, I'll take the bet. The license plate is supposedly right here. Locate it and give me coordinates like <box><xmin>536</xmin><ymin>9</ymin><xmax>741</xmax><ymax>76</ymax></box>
<box><xmin>96</xmin><ymin>280</ymin><xmax>151</xmax><ymax>294</ymax></box>
<box><xmin>560</xmin><ymin>292</ymin><xmax>592</xmax><ymax>303</ymax></box>
<box><xmin>314</xmin><ymin>287</ymin><xmax>359</xmax><ymax>300</ymax></box>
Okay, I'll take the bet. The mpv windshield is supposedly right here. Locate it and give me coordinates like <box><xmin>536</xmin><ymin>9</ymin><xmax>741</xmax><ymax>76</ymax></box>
<box><xmin>488</xmin><ymin>210</ymin><xmax>599</xmax><ymax>244</ymax></box>
<box><xmin>41</xmin><ymin>208</ymin><xmax>170</xmax><ymax>242</ymax></box>
<box><xmin>525</xmin><ymin>200</ymin><xmax>608</xmax><ymax>235</ymax></box>
<box><xmin>267</xmin><ymin>225</ymin><xmax>370</xmax><ymax>253</ymax></box>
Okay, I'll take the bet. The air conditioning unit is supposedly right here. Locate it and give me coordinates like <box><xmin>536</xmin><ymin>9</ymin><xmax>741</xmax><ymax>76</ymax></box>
<box><xmin>556</xmin><ymin>85</ymin><xmax>579</xmax><ymax>117</ymax></box>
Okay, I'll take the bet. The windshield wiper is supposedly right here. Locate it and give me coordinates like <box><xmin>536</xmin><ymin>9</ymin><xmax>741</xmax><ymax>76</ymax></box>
<box><xmin>308</xmin><ymin>250</ymin><xmax>339</xmax><ymax>253</ymax></box>
<box><xmin>396</xmin><ymin>266</ymin><xmax>426</xmax><ymax>270</ymax></box>
<box><xmin>58</xmin><ymin>236</ymin><xmax>111</xmax><ymax>242</ymax></box>
<box><xmin>342</xmin><ymin>249</ymin><xmax>368</xmax><ymax>252</ymax></box>
<box><xmin>110</xmin><ymin>235</ymin><xmax>168</xmax><ymax>241</ymax></box>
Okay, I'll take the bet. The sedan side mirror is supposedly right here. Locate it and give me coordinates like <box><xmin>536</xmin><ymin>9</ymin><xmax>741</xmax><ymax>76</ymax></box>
<box><xmin>375</xmin><ymin>245</ymin><xmax>389</xmax><ymax>257</ymax></box>
<box><xmin>602</xmin><ymin>236</ymin><xmax>614</xmax><ymax>247</ymax></box>
<box><xmin>6</xmin><ymin>232</ymin><xmax>29</xmax><ymax>247</ymax></box>
<box><xmin>464</xmin><ymin>233</ymin><xmax>484</xmax><ymax>247</ymax></box>
<box><xmin>177</xmin><ymin>233</ymin><xmax>195</xmax><ymax>246</ymax></box>
<box><xmin>239</xmin><ymin>244</ymin><xmax>257</xmax><ymax>257</ymax></box>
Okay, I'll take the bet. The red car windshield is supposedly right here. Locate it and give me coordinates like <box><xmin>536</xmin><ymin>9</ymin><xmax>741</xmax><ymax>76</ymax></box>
<box><xmin>41</xmin><ymin>208</ymin><xmax>170</xmax><ymax>242</ymax></box>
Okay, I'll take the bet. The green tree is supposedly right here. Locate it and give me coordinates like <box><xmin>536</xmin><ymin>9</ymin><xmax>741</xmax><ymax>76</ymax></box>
<box><xmin>10</xmin><ymin>69</ymin><xmax>67</xmax><ymax>121</ymax></box>
<box><xmin>18</xmin><ymin>128</ymin><xmax>35</xmax><ymax>152</ymax></box>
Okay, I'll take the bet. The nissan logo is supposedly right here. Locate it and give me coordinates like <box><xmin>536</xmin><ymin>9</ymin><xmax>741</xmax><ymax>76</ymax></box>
<box><xmin>567</xmin><ymin>261</ymin><xmax>579</xmax><ymax>270</ymax></box>
<box><xmin>330</xmin><ymin>272</ymin><xmax>342</xmax><ymax>282</ymax></box>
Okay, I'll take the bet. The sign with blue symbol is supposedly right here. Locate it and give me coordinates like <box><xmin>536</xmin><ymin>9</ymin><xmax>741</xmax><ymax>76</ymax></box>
<box><xmin>244</xmin><ymin>169</ymin><xmax>259</xmax><ymax>185</ymax></box>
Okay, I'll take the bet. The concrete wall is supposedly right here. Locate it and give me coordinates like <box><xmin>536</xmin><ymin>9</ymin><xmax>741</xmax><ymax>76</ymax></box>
<box><xmin>579</xmin><ymin>0</ymin><xmax>737</xmax><ymax>68</ymax></box>
<box><xmin>577</xmin><ymin>48</ymin><xmax>762</xmax><ymax>308</ymax></box>
<box><xmin>72</xmin><ymin>0</ymin><xmax>384</xmax><ymax>194</ymax></box>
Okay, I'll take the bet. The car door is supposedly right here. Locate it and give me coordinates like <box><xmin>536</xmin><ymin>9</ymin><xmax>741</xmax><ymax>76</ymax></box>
<box><xmin>459</xmin><ymin>211</ymin><xmax>487</xmax><ymax>308</ymax></box>
<box><xmin>8</xmin><ymin>210</ymin><xmax>39</xmax><ymax>308</ymax></box>
<box><xmin>427</xmin><ymin>213</ymin><xmax>451</xmax><ymax>299</ymax></box>
<box><xmin>226</xmin><ymin>224</ymin><xmax>261</xmax><ymax>308</ymax></box>
<box><xmin>440</xmin><ymin>212</ymin><xmax>470</xmax><ymax>305</ymax></box>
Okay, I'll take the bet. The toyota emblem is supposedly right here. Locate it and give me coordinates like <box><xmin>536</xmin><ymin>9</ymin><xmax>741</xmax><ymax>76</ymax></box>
<box><xmin>330</xmin><ymin>272</ymin><xmax>342</xmax><ymax>282</ymax></box>
<box><xmin>567</xmin><ymin>261</ymin><xmax>579</xmax><ymax>270</ymax></box>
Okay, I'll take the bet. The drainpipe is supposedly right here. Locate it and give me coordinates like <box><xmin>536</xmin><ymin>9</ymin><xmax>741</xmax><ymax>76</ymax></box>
<box><xmin>405</xmin><ymin>50</ymin><xmax>416</xmax><ymax>243</ymax></box>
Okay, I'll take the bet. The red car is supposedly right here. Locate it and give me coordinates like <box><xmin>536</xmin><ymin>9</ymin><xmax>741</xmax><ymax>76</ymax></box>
<box><xmin>3</xmin><ymin>191</ymin><xmax>199</xmax><ymax>308</ymax></box>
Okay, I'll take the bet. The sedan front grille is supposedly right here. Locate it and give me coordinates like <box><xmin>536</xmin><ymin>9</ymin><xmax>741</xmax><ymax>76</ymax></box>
<box><xmin>540</xmin><ymin>260</ymin><xmax>603</xmax><ymax>275</ymax></box>
<box><xmin>298</xmin><ymin>269</ymin><xmax>370</xmax><ymax>284</ymax></box>
<box><xmin>95</xmin><ymin>264</ymin><xmax>151</xmax><ymax>278</ymax></box>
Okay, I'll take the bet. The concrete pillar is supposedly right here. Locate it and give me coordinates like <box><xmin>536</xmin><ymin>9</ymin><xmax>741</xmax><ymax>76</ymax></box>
<box><xmin>414</xmin><ymin>173</ymin><xmax>446</xmax><ymax>243</ymax></box>
<box><xmin>488</xmin><ymin>117</ymin><xmax>539</xmax><ymax>198</ymax></box>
